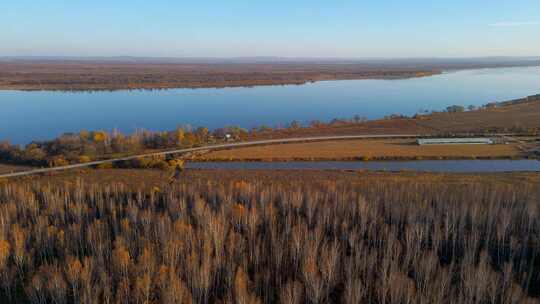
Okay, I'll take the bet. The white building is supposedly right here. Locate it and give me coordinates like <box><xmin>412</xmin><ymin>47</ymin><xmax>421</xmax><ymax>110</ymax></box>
<box><xmin>417</xmin><ymin>138</ymin><xmax>493</xmax><ymax>145</ymax></box>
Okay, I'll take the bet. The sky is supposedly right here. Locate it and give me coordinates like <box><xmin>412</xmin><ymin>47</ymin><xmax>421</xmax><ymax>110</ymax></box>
<box><xmin>2</xmin><ymin>0</ymin><xmax>540</xmax><ymax>58</ymax></box>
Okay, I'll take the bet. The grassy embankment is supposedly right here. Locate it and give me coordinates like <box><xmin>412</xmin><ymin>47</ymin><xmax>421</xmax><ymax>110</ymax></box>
<box><xmin>246</xmin><ymin>95</ymin><xmax>540</xmax><ymax>139</ymax></box>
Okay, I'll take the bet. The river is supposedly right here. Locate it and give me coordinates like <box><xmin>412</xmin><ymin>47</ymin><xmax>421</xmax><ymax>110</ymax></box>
<box><xmin>1</xmin><ymin>66</ymin><xmax>539</xmax><ymax>144</ymax></box>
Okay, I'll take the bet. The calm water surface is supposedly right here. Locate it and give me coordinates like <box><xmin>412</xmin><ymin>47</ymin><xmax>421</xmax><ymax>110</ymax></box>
<box><xmin>187</xmin><ymin>160</ymin><xmax>540</xmax><ymax>172</ymax></box>
<box><xmin>1</xmin><ymin>66</ymin><xmax>539</xmax><ymax>144</ymax></box>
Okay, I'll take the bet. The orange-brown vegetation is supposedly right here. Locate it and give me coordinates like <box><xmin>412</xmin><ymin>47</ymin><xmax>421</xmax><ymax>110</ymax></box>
<box><xmin>253</xmin><ymin>96</ymin><xmax>540</xmax><ymax>140</ymax></box>
<box><xmin>416</xmin><ymin>96</ymin><xmax>540</xmax><ymax>134</ymax></box>
<box><xmin>0</xmin><ymin>163</ymin><xmax>31</xmax><ymax>174</ymax></box>
<box><xmin>0</xmin><ymin>169</ymin><xmax>539</xmax><ymax>303</ymax></box>
<box><xmin>2</xmin><ymin>59</ymin><xmax>540</xmax><ymax>91</ymax></box>
<box><xmin>202</xmin><ymin>138</ymin><xmax>521</xmax><ymax>161</ymax></box>
<box><xmin>0</xmin><ymin>61</ymin><xmax>440</xmax><ymax>91</ymax></box>
<box><xmin>0</xmin><ymin>127</ymin><xmax>214</xmax><ymax>168</ymax></box>
<box><xmin>12</xmin><ymin>168</ymin><xmax>540</xmax><ymax>189</ymax></box>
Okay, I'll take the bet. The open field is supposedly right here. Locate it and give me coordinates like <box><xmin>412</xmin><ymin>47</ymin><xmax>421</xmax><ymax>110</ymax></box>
<box><xmin>417</xmin><ymin>96</ymin><xmax>540</xmax><ymax>133</ymax></box>
<box><xmin>1</xmin><ymin>169</ymin><xmax>539</xmax><ymax>303</ymax></box>
<box><xmin>1</xmin><ymin>58</ymin><xmax>540</xmax><ymax>91</ymax></box>
<box><xmin>254</xmin><ymin>118</ymin><xmax>431</xmax><ymax>138</ymax></box>
<box><xmin>201</xmin><ymin>138</ymin><xmax>522</xmax><ymax>161</ymax></box>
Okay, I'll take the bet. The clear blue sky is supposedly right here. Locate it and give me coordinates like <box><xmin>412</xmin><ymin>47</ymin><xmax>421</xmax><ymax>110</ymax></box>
<box><xmin>2</xmin><ymin>0</ymin><xmax>540</xmax><ymax>58</ymax></box>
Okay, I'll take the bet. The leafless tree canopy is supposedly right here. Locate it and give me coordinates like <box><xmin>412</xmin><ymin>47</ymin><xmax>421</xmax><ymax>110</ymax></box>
<box><xmin>0</xmin><ymin>174</ymin><xmax>538</xmax><ymax>303</ymax></box>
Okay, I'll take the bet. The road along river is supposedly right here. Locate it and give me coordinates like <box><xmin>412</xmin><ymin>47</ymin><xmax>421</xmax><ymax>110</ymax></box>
<box><xmin>1</xmin><ymin>134</ymin><xmax>538</xmax><ymax>178</ymax></box>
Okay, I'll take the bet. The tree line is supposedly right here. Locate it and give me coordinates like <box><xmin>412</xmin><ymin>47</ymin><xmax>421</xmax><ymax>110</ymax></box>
<box><xmin>0</xmin><ymin>172</ymin><xmax>538</xmax><ymax>303</ymax></box>
<box><xmin>0</xmin><ymin>116</ymin><xmax>373</xmax><ymax>168</ymax></box>
<box><xmin>0</xmin><ymin>126</ymin><xmax>243</xmax><ymax>168</ymax></box>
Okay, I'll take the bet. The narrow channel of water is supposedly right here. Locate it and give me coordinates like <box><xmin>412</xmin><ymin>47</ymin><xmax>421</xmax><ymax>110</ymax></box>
<box><xmin>186</xmin><ymin>160</ymin><xmax>540</xmax><ymax>172</ymax></box>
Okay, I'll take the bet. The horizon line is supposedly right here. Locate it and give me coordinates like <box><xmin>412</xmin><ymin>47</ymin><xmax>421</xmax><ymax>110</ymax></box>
<box><xmin>2</xmin><ymin>55</ymin><xmax>540</xmax><ymax>61</ymax></box>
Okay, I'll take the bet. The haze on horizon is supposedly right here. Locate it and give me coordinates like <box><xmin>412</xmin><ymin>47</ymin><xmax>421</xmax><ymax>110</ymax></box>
<box><xmin>2</xmin><ymin>0</ymin><xmax>540</xmax><ymax>58</ymax></box>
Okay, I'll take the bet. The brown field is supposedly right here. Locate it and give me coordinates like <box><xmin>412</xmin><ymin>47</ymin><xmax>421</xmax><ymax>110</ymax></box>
<box><xmin>6</xmin><ymin>167</ymin><xmax>540</xmax><ymax>191</ymax></box>
<box><xmin>0</xmin><ymin>61</ymin><xmax>439</xmax><ymax>91</ymax></box>
<box><xmin>201</xmin><ymin>139</ymin><xmax>521</xmax><ymax>161</ymax></box>
<box><xmin>254</xmin><ymin>118</ymin><xmax>431</xmax><ymax>138</ymax></box>
<box><xmin>417</xmin><ymin>97</ymin><xmax>540</xmax><ymax>133</ymax></box>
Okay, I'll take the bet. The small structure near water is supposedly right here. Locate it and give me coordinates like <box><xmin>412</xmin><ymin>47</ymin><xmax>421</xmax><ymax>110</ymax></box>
<box><xmin>417</xmin><ymin>138</ymin><xmax>494</xmax><ymax>145</ymax></box>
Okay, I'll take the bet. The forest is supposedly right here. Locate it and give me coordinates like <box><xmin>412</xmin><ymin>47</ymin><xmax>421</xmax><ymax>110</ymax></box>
<box><xmin>0</xmin><ymin>171</ymin><xmax>538</xmax><ymax>303</ymax></box>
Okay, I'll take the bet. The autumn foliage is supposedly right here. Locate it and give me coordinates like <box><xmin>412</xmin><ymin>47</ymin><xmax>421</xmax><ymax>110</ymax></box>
<box><xmin>0</xmin><ymin>173</ymin><xmax>538</xmax><ymax>303</ymax></box>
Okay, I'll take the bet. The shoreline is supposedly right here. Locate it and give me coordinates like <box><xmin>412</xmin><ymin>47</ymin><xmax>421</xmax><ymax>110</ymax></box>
<box><xmin>1</xmin><ymin>61</ymin><xmax>539</xmax><ymax>92</ymax></box>
<box><xmin>1</xmin><ymin>93</ymin><xmax>539</xmax><ymax>174</ymax></box>
<box><xmin>0</xmin><ymin>71</ymin><xmax>441</xmax><ymax>92</ymax></box>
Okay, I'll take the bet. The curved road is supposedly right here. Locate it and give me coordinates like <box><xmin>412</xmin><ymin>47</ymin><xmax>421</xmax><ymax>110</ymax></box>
<box><xmin>0</xmin><ymin>134</ymin><xmax>421</xmax><ymax>178</ymax></box>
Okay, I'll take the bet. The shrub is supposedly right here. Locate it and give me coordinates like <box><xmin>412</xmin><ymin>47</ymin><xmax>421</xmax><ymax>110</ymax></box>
<box><xmin>151</xmin><ymin>160</ymin><xmax>171</xmax><ymax>170</ymax></box>
<box><xmin>48</xmin><ymin>156</ymin><xmax>69</xmax><ymax>167</ymax></box>
<box><xmin>78</xmin><ymin>155</ymin><xmax>92</xmax><ymax>163</ymax></box>
<box><xmin>96</xmin><ymin>162</ymin><xmax>113</xmax><ymax>169</ymax></box>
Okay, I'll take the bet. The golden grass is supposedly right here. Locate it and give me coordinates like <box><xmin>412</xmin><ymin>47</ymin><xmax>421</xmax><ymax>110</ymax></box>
<box><xmin>201</xmin><ymin>139</ymin><xmax>520</xmax><ymax>161</ymax></box>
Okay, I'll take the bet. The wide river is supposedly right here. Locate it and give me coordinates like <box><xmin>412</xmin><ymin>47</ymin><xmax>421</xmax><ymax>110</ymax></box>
<box><xmin>1</xmin><ymin>66</ymin><xmax>539</xmax><ymax>144</ymax></box>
